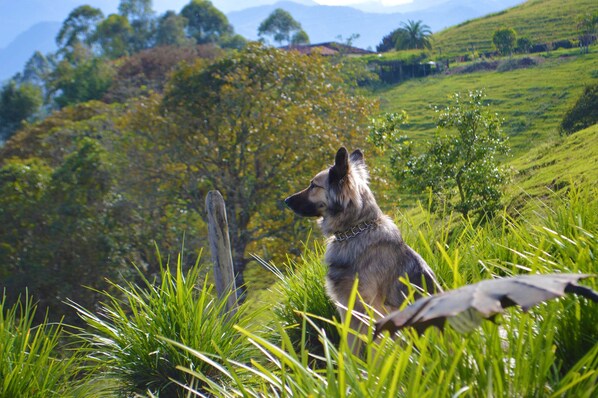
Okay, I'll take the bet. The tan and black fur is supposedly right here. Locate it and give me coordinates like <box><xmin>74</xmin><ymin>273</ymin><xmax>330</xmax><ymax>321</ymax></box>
<box><xmin>285</xmin><ymin>147</ymin><xmax>437</xmax><ymax>350</ymax></box>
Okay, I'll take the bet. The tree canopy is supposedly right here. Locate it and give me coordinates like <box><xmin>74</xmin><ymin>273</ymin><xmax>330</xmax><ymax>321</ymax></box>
<box><xmin>258</xmin><ymin>8</ymin><xmax>306</xmax><ymax>46</ymax></box>
<box><xmin>493</xmin><ymin>27</ymin><xmax>517</xmax><ymax>56</ymax></box>
<box><xmin>181</xmin><ymin>0</ymin><xmax>234</xmax><ymax>44</ymax></box>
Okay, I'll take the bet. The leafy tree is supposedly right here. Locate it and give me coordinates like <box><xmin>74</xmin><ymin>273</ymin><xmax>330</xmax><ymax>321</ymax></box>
<box><xmin>493</xmin><ymin>27</ymin><xmax>517</xmax><ymax>56</ymax></box>
<box><xmin>118</xmin><ymin>0</ymin><xmax>156</xmax><ymax>52</ymax></box>
<box><xmin>290</xmin><ymin>29</ymin><xmax>310</xmax><ymax>46</ymax></box>
<box><xmin>49</xmin><ymin>56</ymin><xmax>114</xmax><ymax>108</ymax></box>
<box><xmin>156</xmin><ymin>11</ymin><xmax>190</xmax><ymax>46</ymax></box>
<box><xmin>370</xmin><ymin>90</ymin><xmax>510</xmax><ymax>219</ymax></box>
<box><xmin>576</xmin><ymin>11</ymin><xmax>598</xmax><ymax>54</ymax></box>
<box><xmin>19</xmin><ymin>51</ymin><xmax>54</xmax><ymax>88</ymax></box>
<box><xmin>560</xmin><ymin>83</ymin><xmax>598</xmax><ymax>136</ymax></box>
<box><xmin>134</xmin><ymin>43</ymin><xmax>376</xmax><ymax>297</ymax></box>
<box><xmin>0</xmin><ymin>139</ymin><xmax>131</xmax><ymax>324</ymax></box>
<box><xmin>104</xmin><ymin>45</ymin><xmax>221</xmax><ymax>102</ymax></box>
<box><xmin>258</xmin><ymin>8</ymin><xmax>303</xmax><ymax>46</ymax></box>
<box><xmin>118</xmin><ymin>0</ymin><xmax>153</xmax><ymax>20</ymax></box>
<box><xmin>91</xmin><ymin>14</ymin><xmax>133</xmax><ymax>58</ymax></box>
<box><xmin>56</xmin><ymin>5</ymin><xmax>104</xmax><ymax>53</ymax></box>
<box><xmin>396</xmin><ymin>20</ymin><xmax>432</xmax><ymax>50</ymax></box>
<box><xmin>0</xmin><ymin>81</ymin><xmax>43</xmax><ymax>141</ymax></box>
<box><xmin>376</xmin><ymin>28</ymin><xmax>409</xmax><ymax>52</ymax></box>
<box><xmin>181</xmin><ymin>0</ymin><xmax>233</xmax><ymax>45</ymax></box>
<box><xmin>516</xmin><ymin>36</ymin><xmax>533</xmax><ymax>54</ymax></box>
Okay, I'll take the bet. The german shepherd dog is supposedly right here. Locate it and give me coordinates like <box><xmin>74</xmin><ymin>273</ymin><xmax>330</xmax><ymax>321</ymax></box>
<box><xmin>285</xmin><ymin>147</ymin><xmax>437</xmax><ymax>351</ymax></box>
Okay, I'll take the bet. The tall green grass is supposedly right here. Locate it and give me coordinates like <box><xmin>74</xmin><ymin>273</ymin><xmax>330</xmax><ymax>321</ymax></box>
<box><xmin>168</xmin><ymin>184</ymin><xmax>597</xmax><ymax>397</ymax></box>
<box><xmin>70</xmin><ymin>252</ymin><xmax>263</xmax><ymax>397</ymax></box>
<box><xmin>0</xmin><ymin>293</ymin><xmax>99</xmax><ymax>397</ymax></box>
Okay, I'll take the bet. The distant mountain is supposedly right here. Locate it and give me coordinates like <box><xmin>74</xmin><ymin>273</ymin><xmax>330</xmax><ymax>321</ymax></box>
<box><xmin>213</xmin><ymin>0</ymin><xmax>317</xmax><ymax>13</ymax></box>
<box><xmin>227</xmin><ymin>0</ymin><xmax>524</xmax><ymax>50</ymax></box>
<box><xmin>0</xmin><ymin>22</ymin><xmax>61</xmax><ymax>84</ymax></box>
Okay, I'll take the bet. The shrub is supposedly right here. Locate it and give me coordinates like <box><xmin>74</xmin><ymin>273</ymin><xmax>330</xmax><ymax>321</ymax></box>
<box><xmin>0</xmin><ymin>294</ymin><xmax>96</xmax><ymax>397</ymax></box>
<box><xmin>496</xmin><ymin>57</ymin><xmax>538</xmax><ymax>72</ymax></box>
<box><xmin>71</xmin><ymin>252</ymin><xmax>262</xmax><ymax>397</ymax></box>
<box><xmin>560</xmin><ymin>83</ymin><xmax>598</xmax><ymax>135</ymax></box>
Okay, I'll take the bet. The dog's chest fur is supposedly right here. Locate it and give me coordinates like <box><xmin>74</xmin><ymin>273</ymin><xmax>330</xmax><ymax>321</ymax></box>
<box><xmin>323</xmin><ymin>216</ymin><xmax>413</xmax><ymax>308</ymax></box>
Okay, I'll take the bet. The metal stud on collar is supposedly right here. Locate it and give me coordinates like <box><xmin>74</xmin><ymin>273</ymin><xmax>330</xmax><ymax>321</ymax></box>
<box><xmin>334</xmin><ymin>219</ymin><xmax>378</xmax><ymax>242</ymax></box>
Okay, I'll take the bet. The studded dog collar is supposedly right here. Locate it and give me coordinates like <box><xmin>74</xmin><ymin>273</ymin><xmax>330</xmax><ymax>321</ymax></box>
<box><xmin>334</xmin><ymin>218</ymin><xmax>379</xmax><ymax>242</ymax></box>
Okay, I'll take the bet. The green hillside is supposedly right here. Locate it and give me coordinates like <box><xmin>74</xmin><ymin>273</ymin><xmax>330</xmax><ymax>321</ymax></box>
<box><xmin>434</xmin><ymin>0</ymin><xmax>598</xmax><ymax>57</ymax></box>
<box><xmin>378</xmin><ymin>48</ymin><xmax>598</xmax><ymax>155</ymax></box>
<box><xmin>509</xmin><ymin>124</ymin><xmax>598</xmax><ymax>204</ymax></box>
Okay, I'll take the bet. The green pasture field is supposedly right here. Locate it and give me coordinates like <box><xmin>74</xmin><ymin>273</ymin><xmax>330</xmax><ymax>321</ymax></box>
<box><xmin>376</xmin><ymin>47</ymin><xmax>597</xmax><ymax>155</ymax></box>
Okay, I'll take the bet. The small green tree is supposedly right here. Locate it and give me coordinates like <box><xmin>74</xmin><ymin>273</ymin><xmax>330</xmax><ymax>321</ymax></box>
<box><xmin>258</xmin><ymin>8</ymin><xmax>303</xmax><ymax>46</ymax></box>
<box><xmin>516</xmin><ymin>36</ymin><xmax>532</xmax><ymax>54</ymax></box>
<box><xmin>370</xmin><ymin>90</ymin><xmax>510</xmax><ymax>219</ymax></box>
<box><xmin>493</xmin><ymin>27</ymin><xmax>517</xmax><ymax>56</ymax></box>
<box><xmin>181</xmin><ymin>0</ymin><xmax>234</xmax><ymax>45</ymax></box>
<box><xmin>290</xmin><ymin>29</ymin><xmax>310</xmax><ymax>46</ymax></box>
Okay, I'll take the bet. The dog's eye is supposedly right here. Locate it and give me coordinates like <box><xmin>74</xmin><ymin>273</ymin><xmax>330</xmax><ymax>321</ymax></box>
<box><xmin>310</xmin><ymin>182</ymin><xmax>321</xmax><ymax>190</ymax></box>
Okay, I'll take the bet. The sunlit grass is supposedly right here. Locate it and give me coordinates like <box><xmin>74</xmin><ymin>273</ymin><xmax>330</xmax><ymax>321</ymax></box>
<box><xmin>0</xmin><ymin>293</ymin><xmax>101</xmax><ymax>397</ymax></box>
<box><xmin>70</xmin><ymin>251</ymin><xmax>264</xmax><ymax>397</ymax></box>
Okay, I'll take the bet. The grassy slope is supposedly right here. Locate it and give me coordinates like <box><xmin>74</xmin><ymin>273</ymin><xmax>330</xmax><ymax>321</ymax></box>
<box><xmin>508</xmin><ymin>124</ymin><xmax>598</xmax><ymax>206</ymax></box>
<box><xmin>377</xmin><ymin>48</ymin><xmax>598</xmax><ymax>155</ymax></box>
<box><xmin>434</xmin><ymin>0</ymin><xmax>598</xmax><ymax>57</ymax></box>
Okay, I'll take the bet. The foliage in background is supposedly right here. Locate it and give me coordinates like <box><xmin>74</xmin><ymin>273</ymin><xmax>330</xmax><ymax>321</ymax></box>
<box><xmin>0</xmin><ymin>138</ymin><xmax>131</xmax><ymax>324</ymax></box>
<box><xmin>258</xmin><ymin>8</ymin><xmax>308</xmax><ymax>46</ymax></box>
<box><xmin>0</xmin><ymin>80</ymin><xmax>42</xmax><ymax>141</ymax></box>
<box><xmin>560</xmin><ymin>83</ymin><xmax>598</xmax><ymax>136</ymax></box>
<box><xmin>371</xmin><ymin>90</ymin><xmax>510</xmax><ymax>219</ymax></box>
<box><xmin>377</xmin><ymin>19</ymin><xmax>432</xmax><ymax>52</ymax></box>
<box><xmin>181</xmin><ymin>0</ymin><xmax>234</xmax><ymax>45</ymax></box>
<box><xmin>72</xmin><ymin>252</ymin><xmax>262</xmax><ymax>397</ymax></box>
<box><xmin>492</xmin><ymin>26</ymin><xmax>517</xmax><ymax>56</ymax></box>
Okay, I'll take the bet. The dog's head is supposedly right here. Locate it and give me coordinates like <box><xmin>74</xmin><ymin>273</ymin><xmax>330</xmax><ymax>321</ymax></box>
<box><xmin>284</xmin><ymin>147</ymin><xmax>369</xmax><ymax>218</ymax></box>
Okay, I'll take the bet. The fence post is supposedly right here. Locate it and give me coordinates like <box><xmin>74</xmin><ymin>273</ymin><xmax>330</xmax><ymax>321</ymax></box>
<box><xmin>205</xmin><ymin>190</ymin><xmax>238</xmax><ymax>314</ymax></box>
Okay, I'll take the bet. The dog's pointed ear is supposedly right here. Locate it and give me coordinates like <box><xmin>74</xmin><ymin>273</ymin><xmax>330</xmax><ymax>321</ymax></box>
<box><xmin>350</xmin><ymin>149</ymin><xmax>365</xmax><ymax>165</ymax></box>
<box><xmin>330</xmin><ymin>147</ymin><xmax>349</xmax><ymax>184</ymax></box>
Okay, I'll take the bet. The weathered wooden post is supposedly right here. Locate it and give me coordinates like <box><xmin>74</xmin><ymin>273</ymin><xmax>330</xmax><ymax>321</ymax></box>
<box><xmin>205</xmin><ymin>190</ymin><xmax>238</xmax><ymax>314</ymax></box>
